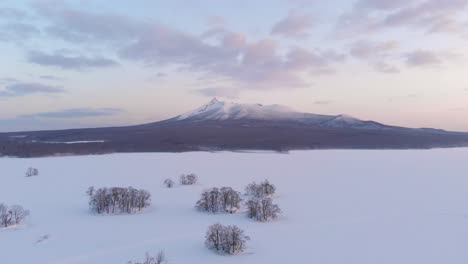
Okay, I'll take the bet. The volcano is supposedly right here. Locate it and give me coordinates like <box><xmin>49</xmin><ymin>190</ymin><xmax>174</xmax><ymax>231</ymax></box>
<box><xmin>1</xmin><ymin>98</ymin><xmax>468</xmax><ymax>157</ymax></box>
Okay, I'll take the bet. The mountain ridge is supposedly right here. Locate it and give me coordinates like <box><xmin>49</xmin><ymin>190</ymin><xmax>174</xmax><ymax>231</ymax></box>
<box><xmin>1</xmin><ymin>98</ymin><xmax>468</xmax><ymax>157</ymax></box>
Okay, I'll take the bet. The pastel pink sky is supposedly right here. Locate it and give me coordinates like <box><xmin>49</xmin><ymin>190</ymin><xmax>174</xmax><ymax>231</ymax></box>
<box><xmin>0</xmin><ymin>0</ymin><xmax>467</xmax><ymax>132</ymax></box>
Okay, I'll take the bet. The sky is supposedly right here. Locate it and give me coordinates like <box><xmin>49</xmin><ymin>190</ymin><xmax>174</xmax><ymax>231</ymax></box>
<box><xmin>0</xmin><ymin>0</ymin><xmax>467</xmax><ymax>132</ymax></box>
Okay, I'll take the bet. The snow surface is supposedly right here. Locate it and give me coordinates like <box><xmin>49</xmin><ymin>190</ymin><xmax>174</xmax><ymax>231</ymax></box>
<box><xmin>1</xmin><ymin>149</ymin><xmax>468</xmax><ymax>264</ymax></box>
<box><xmin>177</xmin><ymin>98</ymin><xmax>306</xmax><ymax>121</ymax></box>
<box><xmin>38</xmin><ymin>141</ymin><xmax>106</xmax><ymax>144</ymax></box>
<box><xmin>175</xmin><ymin>98</ymin><xmax>388</xmax><ymax>129</ymax></box>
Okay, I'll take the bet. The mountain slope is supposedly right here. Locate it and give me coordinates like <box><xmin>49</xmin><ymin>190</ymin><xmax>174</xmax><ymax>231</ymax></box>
<box><xmin>1</xmin><ymin>99</ymin><xmax>468</xmax><ymax>157</ymax></box>
<box><xmin>172</xmin><ymin>98</ymin><xmax>390</xmax><ymax>130</ymax></box>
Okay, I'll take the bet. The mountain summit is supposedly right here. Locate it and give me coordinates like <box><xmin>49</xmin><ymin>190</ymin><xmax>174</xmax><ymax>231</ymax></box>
<box><xmin>174</xmin><ymin>98</ymin><xmax>385</xmax><ymax>129</ymax></box>
<box><xmin>176</xmin><ymin>98</ymin><xmax>298</xmax><ymax>121</ymax></box>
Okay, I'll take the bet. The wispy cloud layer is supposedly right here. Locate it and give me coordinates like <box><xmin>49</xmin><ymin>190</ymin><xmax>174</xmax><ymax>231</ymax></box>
<box><xmin>271</xmin><ymin>13</ymin><xmax>313</xmax><ymax>39</ymax></box>
<box><xmin>0</xmin><ymin>82</ymin><xmax>65</xmax><ymax>97</ymax></box>
<box><xmin>28</xmin><ymin>50</ymin><xmax>118</xmax><ymax>70</ymax></box>
<box><xmin>349</xmin><ymin>40</ymin><xmax>400</xmax><ymax>73</ymax></box>
<box><xmin>193</xmin><ymin>87</ymin><xmax>240</xmax><ymax>99</ymax></box>
<box><xmin>335</xmin><ymin>0</ymin><xmax>468</xmax><ymax>37</ymax></box>
<box><xmin>20</xmin><ymin>108</ymin><xmax>124</xmax><ymax>119</ymax></box>
<box><xmin>26</xmin><ymin>1</ymin><xmax>343</xmax><ymax>93</ymax></box>
<box><xmin>403</xmin><ymin>50</ymin><xmax>463</xmax><ymax>67</ymax></box>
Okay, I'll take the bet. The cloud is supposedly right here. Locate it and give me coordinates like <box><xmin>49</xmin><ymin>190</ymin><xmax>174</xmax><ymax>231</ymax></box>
<box><xmin>39</xmin><ymin>75</ymin><xmax>65</xmax><ymax>81</ymax></box>
<box><xmin>207</xmin><ymin>16</ymin><xmax>226</xmax><ymax>27</ymax></box>
<box><xmin>0</xmin><ymin>22</ymin><xmax>40</xmax><ymax>42</ymax></box>
<box><xmin>30</xmin><ymin>2</ymin><xmax>343</xmax><ymax>91</ymax></box>
<box><xmin>372</xmin><ymin>61</ymin><xmax>400</xmax><ymax>73</ymax></box>
<box><xmin>120</xmin><ymin>25</ymin><xmax>343</xmax><ymax>89</ymax></box>
<box><xmin>28</xmin><ymin>50</ymin><xmax>118</xmax><ymax>70</ymax></box>
<box><xmin>335</xmin><ymin>0</ymin><xmax>468</xmax><ymax>38</ymax></box>
<box><xmin>0</xmin><ymin>82</ymin><xmax>65</xmax><ymax>97</ymax></box>
<box><xmin>356</xmin><ymin>0</ymin><xmax>416</xmax><ymax>10</ymax></box>
<box><xmin>20</xmin><ymin>108</ymin><xmax>124</xmax><ymax>119</ymax></box>
<box><xmin>349</xmin><ymin>40</ymin><xmax>400</xmax><ymax>73</ymax></box>
<box><xmin>0</xmin><ymin>78</ymin><xmax>19</xmax><ymax>84</ymax></box>
<box><xmin>271</xmin><ymin>13</ymin><xmax>313</xmax><ymax>39</ymax></box>
<box><xmin>0</xmin><ymin>7</ymin><xmax>28</xmax><ymax>20</ymax></box>
<box><xmin>350</xmin><ymin>40</ymin><xmax>399</xmax><ymax>59</ymax></box>
<box><xmin>32</xmin><ymin>1</ymin><xmax>146</xmax><ymax>43</ymax></box>
<box><xmin>193</xmin><ymin>87</ymin><xmax>240</xmax><ymax>99</ymax></box>
<box><xmin>404</xmin><ymin>50</ymin><xmax>443</xmax><ymax>67</ymax></box>
<box><xmin>314</xmin><ymin>100</ymin><xmax>332</xmax><ymax>105</ymax></box>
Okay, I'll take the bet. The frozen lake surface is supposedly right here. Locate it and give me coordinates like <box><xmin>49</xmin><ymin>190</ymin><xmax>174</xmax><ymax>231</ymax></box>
<box><xmin>1</xmin><ymin>149</ymin><xmax>468</xmax><ymax>264</ymax></box>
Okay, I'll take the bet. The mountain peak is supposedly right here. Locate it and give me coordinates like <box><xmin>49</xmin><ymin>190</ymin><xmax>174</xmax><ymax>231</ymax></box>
<box><xmin>173</xmin><ymin>99</ymin><xmax>389</xmax><ymax>130</ymax></box>
<box><xmin>176</xmin><ymin>99</ymin><xmax>297</xmax><ymax>121</ymax></box>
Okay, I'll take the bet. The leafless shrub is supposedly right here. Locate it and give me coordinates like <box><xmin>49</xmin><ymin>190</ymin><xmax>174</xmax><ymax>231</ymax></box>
<box><xmin>129</xmin><ymin>251</ymin><xmax>167</xmax><ymax>264</ymax></box>
<box><xmin>246</xmin><ymin>197</ymin><xmax>281</xmax><ymax>222</ymax></box>
<box><xmin>25</xmin><ymin>167</ymin><xmax>39</xmax><ymax>177</ymax></box>
<box><xmin>0</xmin><ymin>203</ymin><xmax>29</xmax><ymax>228</ymax></box>
<box><xmin>205</xmin><ymin>223</ymin><xmax>249</xmax><ymax>255</ymax></box>
<box><xmin>180</xmin><ymin>173</ymin><xmax>198</xmax><ymax>185</ymax></box>
<box><xmin>245</xmin><ymin>179</ymin><xmax>276</xmax><ymax>197</ymax></box>
<box><xmin>163</xmin><ymin>178</ymin><xmax>175</xmax><ymax>188</ymax></box>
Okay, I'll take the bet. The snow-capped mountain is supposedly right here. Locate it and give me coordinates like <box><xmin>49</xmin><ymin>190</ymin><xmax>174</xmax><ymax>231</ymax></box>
<box><xmin>175</xmin><ymin>98</ymin><xmax>387</xmax><ymax>129</ymax></box>
<box><xmin>177</xmin><ymin>98</ymin><xmax>300</xmax><ymax>121</ymax></box>
<box><xmin>2</xmin><ymin>98</ymin><xmax>468</xmax><ymax>157</ymax></box>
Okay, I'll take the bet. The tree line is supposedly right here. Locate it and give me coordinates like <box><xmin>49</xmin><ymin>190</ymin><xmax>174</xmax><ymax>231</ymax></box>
<box><xmin>87</xmin><ymin>186</ymin><xmax>151</xmax><ymax>214</ymax></box>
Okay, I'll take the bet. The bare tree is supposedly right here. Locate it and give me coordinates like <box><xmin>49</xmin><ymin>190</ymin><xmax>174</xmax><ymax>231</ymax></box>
<box><xmin>9</xmin><ymin>205</ymin><xmax>30</xmax><ymax>224</ymax></box>
<box><xmin>245</xmin><ymin>179</ymin><xmax>276</xmax><ymax>197</ymax></box>
<box><xmin>246</xmin><ymin>197</ymin><xmax>281</xmax><ymax>222</ymax></box>
<box><xmin>25</xmin><ymin>167</ymin><xmax>39</xmax><ymax>177</ymax></box>
<box><xmin>86</xmin><ymin>186</ymin><xmax>95</xmax><ymax>197</ymax></box>
<box><xmin>0</xmin><ymin>203</ymin><xmax>29</xmax><ymax>228</ymax></box>
<box><xmin>220</xmin><ymin>187</ymin><xmax>242</xmax><ymax>213</ymax></box>
<box><xmin>196</xmin><ymin>187</ymin><xmax>242</xmax><ymax>213</ymax></box>
<box><xmin>0</xmin><ymin>203</ymin><xmax>9</xmax><ymax>227</ymax></box>
<box><xmin>180</xmin><ymin>173</ymin><xmax>198</xmax><ymax>185</ymax></box>
<box><xmin>129</xmin><ymin>251</ymin><xmax>167</xmax><ymax>264</ymax></box>
<box><xmin>163</xmin><ymin>178</ymin><xmax>175</xmax><ymax>188</ymax></box>
<box><xmin>196</xmin><ymin>188</ymin><xmax>221</xmax><ymax>213</ymax></box>
<box><xmin>205</xmin><ymin>223</ymin><xmax>249</xmax><ymax>255</ymax></box>
<box><xmin>186</xmin><ymin>173</ymin><xmax>198</xmax><ymax>185</ymax></box>
<box><xmin>179</xmin><ymin>174</ymin><xmax>187</xmax><ymax>185</ymax></box>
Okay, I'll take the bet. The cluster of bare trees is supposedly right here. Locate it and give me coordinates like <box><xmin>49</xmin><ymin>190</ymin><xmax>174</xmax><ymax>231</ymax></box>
<box><xmin>87</xmin><ymin>186</ymin><xmax>151</xmax><ymax>214</ymax></box>
<box><xmin>128</xmin><ymin>251</ymin><xmax>167</xmax><ymax>264</ymax></box>
<box><xmin>196</xmin><ymin>187</ymin><xmax>242</xmax><ymax>213</ymax></box>
<box><xmin>0</xmin><ymin>203</ymin><xmax>29</xmax><ymax>228</ymax></box>
<box><xmin>246</xmin><ymin>197</ymin><xmax>281</xmax><ymax>222</ymax></box>
<box><xmin>25</xmin><ymin>167</ymin><xmax>39</xmax><ymax>177</ymax></box>
<box><xmin>205</xmin><ymin>223</ymin><xmax>249</xmax><ymax>255</ymax></box>
<box><xmin>179</xmin><ymin>173</ymin><xmax>197</xmax><ymax>185</ymax></box>
<box><xmin>244</xmin><ymin>180</ymin><xmax>281</xmax><ymax>222</ymax></box>
<box><xmin>164</xmin><ymin>173</ymin><xmax>198</xmax><ymax>188</ymax></box>
<box><xmin>245</xmin><ymin>179</ymin><xmax>276</xmax><ymax>197</ymax></box>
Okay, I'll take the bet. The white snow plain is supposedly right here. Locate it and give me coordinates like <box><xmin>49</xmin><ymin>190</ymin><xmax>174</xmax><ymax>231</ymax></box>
<box><xmin>1</xmin><ymin>149</ymin><xmax>468</xmax><ymax>264</ymax></box>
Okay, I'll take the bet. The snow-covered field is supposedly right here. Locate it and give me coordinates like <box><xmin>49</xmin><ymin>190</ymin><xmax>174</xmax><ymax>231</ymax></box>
<box><xmin>1</xmin><ymin>149</ymin><xmax>468</xmax><ymax>264</ymax></box>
